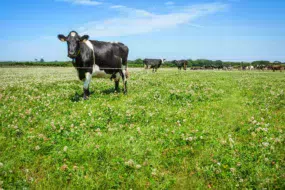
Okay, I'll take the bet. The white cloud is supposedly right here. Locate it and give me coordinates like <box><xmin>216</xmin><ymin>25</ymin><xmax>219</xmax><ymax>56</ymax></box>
<box><xmin>79</xmin><ymin>3</ymin><xmax>228</xmax><ymax>37</ymax></box>
<box><xmin>110</xmin><ymin>5</ymin><xmax>126</xmax><ymax>9</ymax></box>
<box><xmin>165</xmin><ymin>1</ymin><xmax>175</xmax><ymax>6</ymax></box>
<box><xmin>59</xmin><ymin>0</ymin><xmax>102</xmax><ymax>6</ymax></box>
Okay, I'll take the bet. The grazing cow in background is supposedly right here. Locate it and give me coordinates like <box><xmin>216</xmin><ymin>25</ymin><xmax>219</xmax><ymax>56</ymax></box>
<box><xmin>143</xmin><ymin>58</ymin><xmax>165</xmax><ymax>72</ymax></box>
<box><xmin>246</xmin><ymin>66</ymin><xmax>254</xmax><ymax>70</ymax></box>
<box><xmin>256</xmin><ymin>65</ymin><xmax>266</xmax><ymax>71</ymax></box>
<box><xmin>58</xmin><ymin>31</ymin><xmax>129</xmax><ymax>100</ymax></box>
<box><xmin>268</xmin><ymin>65</ymin><xmax>284</xmax><ymax>72</ymax></box>
<box><xmin>173</xmin><ymin>60</ymin><xmax>188</xmax><ymax>70</ymax></box>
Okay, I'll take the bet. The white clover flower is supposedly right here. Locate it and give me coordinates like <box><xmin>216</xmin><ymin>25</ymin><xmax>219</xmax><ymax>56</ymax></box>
<box><xmin>264</xmin><ymin>158</ymin><xmax>269</xmax><ymax>162</ymax></box>
<box><xmin>151</xmin><ymin>168</ymin><xmax>157</xmax><ymax>176</ymax></box>
<box><xmin>221</xmin><ymin>140</ymin><xmax>227</xmax><ymax>145</ymax></box>
<box><xmin>230</xmin><ymin>168</ymin><xmax>236</xmax><ymax>173</ymax></box>
<box><xmin>63</xmin><ymin>146</ymin><xmax>68</xmax><ymax>152</ymax></box>
<box><xmin>217</xmin><ymin>162</ymin><xmax>221</xmax><ymax>166</ymax></box>
<box><xmin>35</xmin><ymin>146</ymin><xmax>40</xmax><ymax>151</ymax></box>
<box><xmin>125</xmin><ymin>159</ymin><xmax>135</xmax><ymax>167</ymax></box>
<box><xmin>135</xmin><ymin>164</ymin><xmax>141</xmax><ymax>169</ymax></box>
<box><xmin>262</xmin><ymin>142</ymin><xmax>269</xmax><ymax>147</ymax></box>
<box><xmin>262</xmin><ymin>128</ymin><xmax>268</xmax><ymax>132</ymax></box>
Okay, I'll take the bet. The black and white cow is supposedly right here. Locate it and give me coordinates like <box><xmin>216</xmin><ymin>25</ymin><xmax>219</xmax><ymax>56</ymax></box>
<box><xmin>143</xmin><ymin>58</ymin><xmax>165</xmax><ymax>72</ymax></box>
<box><xmin>58</xmin><ymin>31</ymin><xmax>129</xmax><ymax>100</ymax></box>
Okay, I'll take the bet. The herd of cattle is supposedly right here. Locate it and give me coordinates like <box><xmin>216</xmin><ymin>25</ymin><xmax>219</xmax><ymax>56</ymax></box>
<box><xmin>58</xmin><ymin>31</ymin><xmax>284</xmax><ymax>99</ymax></box>
<box><xmin>144</xmin><ymin>60</ymin><xmax>284</xmax><ymax>72</ymax></box>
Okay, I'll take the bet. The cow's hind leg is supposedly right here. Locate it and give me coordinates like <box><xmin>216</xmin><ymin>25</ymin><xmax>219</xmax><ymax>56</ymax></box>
<box><xmin>120</xmin><ymin>70</ymin><xmax>128</xmax><ymax>94</ymax></box>
<box><xmin>83</xmin><ymin>72</ymin><xmax>92</xmax><ymax>100</ymax></box>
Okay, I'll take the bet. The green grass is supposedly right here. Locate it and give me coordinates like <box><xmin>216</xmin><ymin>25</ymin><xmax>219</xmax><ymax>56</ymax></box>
<box><xmin>0</xmin><ymin>68</ymin><xmax>284</xmax><ymax>189</ymax></box>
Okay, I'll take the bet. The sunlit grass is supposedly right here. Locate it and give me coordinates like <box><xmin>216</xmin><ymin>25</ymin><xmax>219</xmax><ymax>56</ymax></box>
<box><xmin>0</xmin><ymin>68</ymin><xmax>284</xmax><ymax>189</ymax></box>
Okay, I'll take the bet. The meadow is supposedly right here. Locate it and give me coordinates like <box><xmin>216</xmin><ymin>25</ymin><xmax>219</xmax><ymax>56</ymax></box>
<box><xmin>0</xmin><ymin>67</ymin><xmax>284</xmax><ymax>189</ymax></box>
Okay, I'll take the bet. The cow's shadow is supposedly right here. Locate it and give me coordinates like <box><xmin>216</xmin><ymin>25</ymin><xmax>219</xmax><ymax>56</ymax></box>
<box><xmin>70</xmin><ymin>88</ymin><xmax>120</xmax><ymax>102</ymax></box>
<box><xmin>70</xmin><ymin>91</ymin><xmax>95</xmax><ymax>102</ymax></box>
<box><xmin>102</xmin><ymin>88</ymin><xmax>120</xmax><ymax>95</ymax></box>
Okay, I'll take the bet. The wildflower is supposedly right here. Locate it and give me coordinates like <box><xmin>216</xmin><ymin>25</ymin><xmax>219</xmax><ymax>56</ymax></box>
<box><xmin>229</xmin><ymin>138</ymin><xmax>234</xmax><ymax>143</ymax></box>
<box><xmin>275</xmin><ymin>138</ymin><xmax>281</xmax><ymax>143</ymax></box>
<box><xmin>125</xmin><ymin>159</ymin><xmax>135</xmax><ymax>167</ymax></box>
<box><xmin>63</xmin><ymin>146</ymin><xmax>68</xmax><ymax>152</ymax></box>
<box><xmin>61</xmin><ymin>164</ymin><xmax>68</xmax><ymax>171</ymax></box>
<box><xmin>262</xmin><ymin>128</ymin><xmax>268</xmax><ymax>132</ymax></box>
<box><xmin>135</xmin><ymin>164</ymin><xmax>142</xmax><ymax>169</ymax></box>
<box><xmin>237</xmin><ymin>162</ymin><xmax>241</xmax><ymax>167</ymax></box>
<box><xmin>73</xmin><ymin>165</ymin><xmax>78</xmax><ymax>170</ymax></box>
<box><xmin>0</xmin><ymin>162</ymin><xmax>3</xmax><ymax>168</ymax></box>
<box><xmin>217</xmin><ymin>162</ymin><xmax>221</xmax><ymax>166</ymax></box>
<box><xmin>35</xmin><ymin>146</ymin><xmax>40</xmax><ymax>151</ymax></box>
<box><xmin>151</xmin><ymin>168</ymin><xmax>157</xmax><ymax>176</ymax></box>
<box><xmin>221</xmin><ymin>140</ymin><xmax>227</xmax><ymax>145</ymax></box>
<box><xmin>264</xmin><ymin>158</ymin><xmax>269</xmax><ymax>162</ymax></box>
<box><xmin>186</xmin><ymin>137</ymin><xmax>193</xmax><ymax>141</ymax></box>
<box><xmin>230</xmin><ymin>168</ymin><xmax>236</xmax><ymax>173</ymax></box>
<box><xmin>262</xmin><ymin>142</ymin><xmax>269</xmax><ymax>147</ymax></box>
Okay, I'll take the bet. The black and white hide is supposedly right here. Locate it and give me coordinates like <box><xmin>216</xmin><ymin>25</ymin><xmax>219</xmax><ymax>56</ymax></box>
<box><xmin>58</xmin><ymin>31</ymin><xmax>129</xmax><ymax>100</ymax></box>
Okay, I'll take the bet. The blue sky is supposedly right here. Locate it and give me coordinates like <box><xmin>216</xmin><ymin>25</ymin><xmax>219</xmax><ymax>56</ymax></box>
<box><xmin>1</xmin><ymin>0</ymin><xmax>285</xmax><ymax>62</ymax></box>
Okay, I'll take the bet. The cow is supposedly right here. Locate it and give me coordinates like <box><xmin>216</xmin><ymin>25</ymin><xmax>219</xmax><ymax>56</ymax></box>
<box><xmin>246</xmin><ymin>66</ymin><xmax>254</xmax><ymax>70</ymax></box>
<box><xmin>143</xmin><ymin>58</ymin><xmax>165</xmax><ymax>72</ymax></box>
<box><xmin>268</xmin><ymin>65</ymin><xmax>284</xmax><ymax>72</ymax></box>
<box><xmin>57</xmin><ymin>31</ymin><xmax>129</xmax><ymax>100</ymax></box>
<box><xmin>256</xmin><ymin>65</ymin><xmax>266</xmax><ymax>71</ymax></box>
<box><xmin>173</xmin><ymin>60</ymin><xmax>188</xmax><ymax>70</ymax></box>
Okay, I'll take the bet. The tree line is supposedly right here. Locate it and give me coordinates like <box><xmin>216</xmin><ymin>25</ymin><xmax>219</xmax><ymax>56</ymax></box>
<box><xmin>128</xmin><ymin>59</ymin><xmax>284</xmax><ymax>68</ymax></box>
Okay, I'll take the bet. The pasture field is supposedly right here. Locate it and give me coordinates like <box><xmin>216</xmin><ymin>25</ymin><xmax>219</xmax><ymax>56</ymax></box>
<box><xmin>0</xmin><ymin>67</ymin><xmax>284</xmax><ymax>189</ymax></box>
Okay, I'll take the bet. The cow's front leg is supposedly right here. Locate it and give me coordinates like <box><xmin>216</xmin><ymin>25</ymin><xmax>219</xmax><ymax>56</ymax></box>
<box><xmin>83</xmin><ymin>72</ymin><xmax>92</xmax><ymax>100</ymax></box>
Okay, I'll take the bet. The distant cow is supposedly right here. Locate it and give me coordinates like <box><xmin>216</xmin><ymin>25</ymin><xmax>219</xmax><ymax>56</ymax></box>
<box><xmin>58</xmin><ymin>31</ymin><xmax>129</xmax><ymax>100</ymax></box>
<box><xmin>246</xmin><ymin>66</ymin><xmax>254</xmax><ymax>70</ymax></box>
<box><xmin>268</xmin><ymin>65</ymin><xmax>284</xmax><ymax>72</ymax></box>
<box><xmin>143</xmin><ymin>59</ymin><xmax>165</xmax><ymax>72</ymax></box>
<box><xmin>173</xmin><ymin>60</ymin><xmax>188</xmax><ymax>70</ymax></box>
<box><xmin>256</xmin><ymin>65</ymin><xmax>266</xmax><ymax>71</ymax></box>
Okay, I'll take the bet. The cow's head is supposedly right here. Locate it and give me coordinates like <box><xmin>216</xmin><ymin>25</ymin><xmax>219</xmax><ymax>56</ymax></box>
<box><xmin>58</xmin><ymin>31</ymin><xmax>89</xmax><ymax>58</ymax></box>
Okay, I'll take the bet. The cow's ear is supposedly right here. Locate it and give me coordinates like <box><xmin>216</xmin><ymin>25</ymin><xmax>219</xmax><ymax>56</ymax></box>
<box><xmin>80</xmin><ymin>35</ymin><xmax>89</xmax><ymax>42</ymax></box>
<box><xmin>58</xmin><ymin>34</ymin><xmax>67</xmax><ymax>42</ymax></box>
